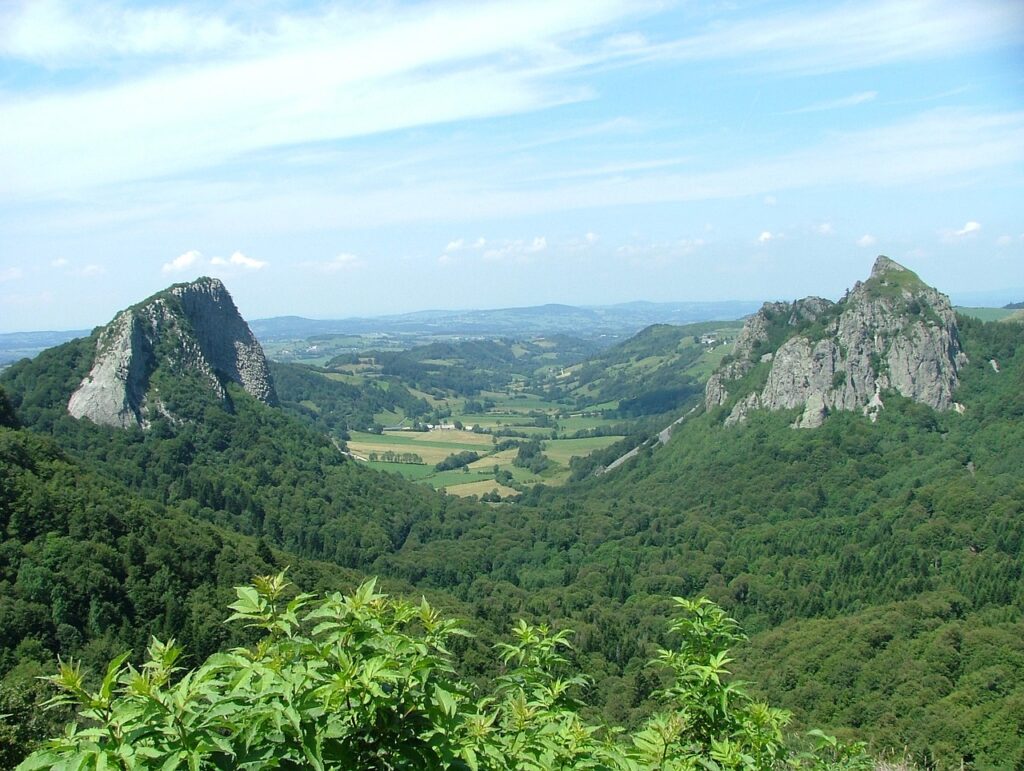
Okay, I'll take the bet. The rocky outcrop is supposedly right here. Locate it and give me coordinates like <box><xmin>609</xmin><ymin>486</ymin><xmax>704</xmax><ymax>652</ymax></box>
<box><xmin>68</xmin><ymin>277</ymin><xmax>276</xmax><ymax>428</ymax></box>
<box><xmin>707</xmin><ymin>257</ymin><xmax>967</xmax><ymax>428</ymax></box>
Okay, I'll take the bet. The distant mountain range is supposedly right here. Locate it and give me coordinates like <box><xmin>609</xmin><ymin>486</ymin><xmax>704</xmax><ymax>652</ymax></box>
<box><xmin>0</xmin><ymin>329</ymin><xmax>91</xmax><ymax>365</ymax></box>
<box><xmin>6</xmin><ymin>296</ymin><xmax>1017</xmax><ymax>367</ymax></box>
<box><xmin>247</xmin><ymin>300</ymin><xmax>763</xmax><ymax>341</ymax></box>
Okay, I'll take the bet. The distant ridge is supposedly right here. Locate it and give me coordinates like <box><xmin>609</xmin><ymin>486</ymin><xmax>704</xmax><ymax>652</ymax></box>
<box><xmin>249</xmin><ymin>300</ymin><xmax>761</xmax><ymax>340</ymax></box>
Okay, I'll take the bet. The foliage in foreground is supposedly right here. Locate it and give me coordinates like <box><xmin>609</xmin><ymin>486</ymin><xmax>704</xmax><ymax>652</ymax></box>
<box><xmin>21</xmin><ymin>574</ymin><xmax>869</xmax><ymax>770</ymax></box>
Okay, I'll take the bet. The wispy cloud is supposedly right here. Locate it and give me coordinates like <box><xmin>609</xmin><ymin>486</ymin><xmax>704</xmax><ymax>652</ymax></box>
<box><xmin>788</xmin><ymin>91</ymin><xmax>878</xmax><ymax>114</ymax></box>
<box><xmin>857</xmin><ymin>234</ymin><xmax>878</xmax><ymax>247</ymax></box>
<box><xmin>954</xmin><ymin>221</ymin><xmax>981</xmax><ymax>237</ymax></box>
<box><xmin>483</xmin><ymin>236</ymin><xmax>548</xmax><ymax>263</ymax></box>
<box><xmin>0</xmin><ymin>0</ymin><xmax>645</xmax><ymax>198</ymax></box>
<box><xmin>0</xmin><ymin>0</ymin><xmax>242</xmax><ymax>64</ymax></box>
<box><xmin>0</xmin><ymin>267</ymin><xmax>24</xmax><ymax>282</ymax></box>
<box><xmin>657</xmin><ymin>0</ymin><xmax>1024</xmax><ymax>74</ymax></box>
<box><xmin>615</xmin><ymin>237</ymin><xmax>704</xmax><ymax>267</ymax></box>
<box><xmin>80</xmin><ymin>105</ymin><xmax>1019</xmax><ymax>237</ymax></box>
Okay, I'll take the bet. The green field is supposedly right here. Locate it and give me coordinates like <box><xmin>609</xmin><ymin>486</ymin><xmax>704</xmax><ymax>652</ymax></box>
<box><xmin>345</xmin><ymin>425</ymin><xmax>623</xmax><ymax>494</ymax></box>
<box><xmin>443</xmin><ymin>479</ymin><xmax>520</xmax><ymax>498</ymax></box>
<box><xmin>558</xmin><ymin>414</ymin><xmax>620</xmax><ymax>432</ymax></box>
<box><xmin>955</xmin><ymin>306</ymin><xmax>1021</xmax><ymax>322</ymax></box>
<box><xmin>542</xmin><ymin>436</ymin><xmax>625</xmax><ymax>465</ymax></box>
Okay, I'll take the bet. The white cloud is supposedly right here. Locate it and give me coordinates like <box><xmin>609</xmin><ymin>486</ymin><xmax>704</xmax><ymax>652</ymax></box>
<box><xmin>757</xmin><ymin>231</ymin><xmax>775</xmax><ymax>244</ymax></box>
<box><xmin>816</xmin><ymin>223</ymin><xmax>835</xmax><ymax>235</ymax></box>
<box><xmin>585</xmin><ymin>231</ymin><xmax>599</xmax><ymax>244</ymax></box>
<box><xmin>163</xmin><ymin>249</ymin><xmax>265</xmax><ymax>275</ymax></box>
<box><xmin>162</xmin><ymin>249</ymin><xmax>202</xmax><ymax>274</ymax></box>
<box><xmin>763</xmin><ymin>195</ymin><xmax>777</xmax><ymax>206</ymax></box>
<box><xmin>77</xmin><ymin>263</ymin><xmax>104</xmax><ymax>277</ymax></box>
<box><xmin>996</xmin><ymin>235</ymin><xmax>1012</xmax><ymax>246</ymax></box>
<box><xmin>482</xmin><ymin>236</ymin><xmax>549</xmax><ymax>263</ymax></box>
<box><xmin>857</xmin><ymin>234</ymin><xmax>877</xmax><ymax>247</ymax></box>
<box><xmin>954</xmin><ymin>221</ymin><xmax>981</xmax><ymax>237</ymax></box>
<box><xmin>444</xmin><ymin>237</ymin><xmax>488</xmax><ymax>254</ymax></box>
<box><xmin>210</xmin><ymin>251</ymin><xmax>267</xmax><ymax>270</ymax></box>
<box><xmin>0</xmin><ymin>267</ymin><xmax>24</xmax><ymax>282</ymax></box>
<box><xmin>50</xmin><ymin>257</ymin><xmax>69</xmax><ymax>268</ymax></box>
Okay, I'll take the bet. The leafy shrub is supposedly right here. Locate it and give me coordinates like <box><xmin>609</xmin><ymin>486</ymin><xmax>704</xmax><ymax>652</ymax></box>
<box><xmin>21</xmin><ymin>574</ymin><xmax>871</xmax><ymax>770</ymax></box>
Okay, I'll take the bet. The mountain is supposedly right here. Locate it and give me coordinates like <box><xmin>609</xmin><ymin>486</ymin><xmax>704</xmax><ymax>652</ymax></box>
<box><xmin>706</xmin><ymin>256</ymin><xmax>967</xmax><ymax>428</ymax></box>
<box><xmin>67</xmin><ymin>277</ymin><xmax>277</xmax><ymax>428</ymax></box>
<box><xmin>3</xmin><ymin>264</ymin><xmax>1023</xmax><ymax>766</ymax></box>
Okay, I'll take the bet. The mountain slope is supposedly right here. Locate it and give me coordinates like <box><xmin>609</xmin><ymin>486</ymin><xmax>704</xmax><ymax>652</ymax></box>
<box><xmin>368</xmin><ymin>272</ymin><xmax>1024</xmax><ymax>765</ymax></box>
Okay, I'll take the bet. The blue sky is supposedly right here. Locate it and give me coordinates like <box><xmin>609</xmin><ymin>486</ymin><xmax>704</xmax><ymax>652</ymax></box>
<box><xmin>1</xmin><ymin>0</ymin><xmax>1022</xmax><ymax>332</ymax></box>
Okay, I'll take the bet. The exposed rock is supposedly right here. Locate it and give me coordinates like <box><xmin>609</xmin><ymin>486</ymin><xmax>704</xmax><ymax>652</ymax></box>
<box><xmin>706</xmin><ymin>256</ymin><xmax>967</xmax><ymax>428</ymax></box>
<box><xmin>794</xmin><ymin>391</ymin><xmax>828</xmax><ymax>429</ymax></box>
<box><xmin>68</xmin><ymin>277</ymin><xmax>276</xmax><ymax>428</ymax></box>
<box><xmin>862</xmin><ymin>388</ymin><xmax>885</xmax><ymax>423</ymax></box>
<box><xmin>725</xmin><ymin>393</ymin><xmax>760</xmax><ymax>426</ymax></box>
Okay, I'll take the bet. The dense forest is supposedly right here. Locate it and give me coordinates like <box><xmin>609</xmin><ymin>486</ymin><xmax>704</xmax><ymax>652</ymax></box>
<box><xmin>1</xmin><ymin>309</ymin><xmax>1022</xmax><ymax>767</ymax></box>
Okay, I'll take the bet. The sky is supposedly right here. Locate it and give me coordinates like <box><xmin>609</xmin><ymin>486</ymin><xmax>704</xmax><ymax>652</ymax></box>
<box><xmin>1</xmin><ymin>0</ymin><xmax>1023</xmax><ymax>332</ymax></box>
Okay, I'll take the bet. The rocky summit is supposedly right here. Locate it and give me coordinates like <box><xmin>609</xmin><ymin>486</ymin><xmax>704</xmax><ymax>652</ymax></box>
<box><xmin>705</xmin><ymin>256</ymin><xmax>967</xmax><ymax>428</ymax></box>
<box><xmin>68</xmin><ymin>277</ymin><xmax>277</xmax><ymax>428</ymax></box>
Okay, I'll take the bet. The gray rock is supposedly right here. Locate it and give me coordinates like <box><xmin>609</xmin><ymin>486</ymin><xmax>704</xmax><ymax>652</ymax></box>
<box><xmin>725</xmin><ymin>392</ymin><xmax>760</xmax><ymax>426</ymax></box>
<box><xmin>794</xmin><ymin>391</ymin><xmax>828</xmax><ymax>429</ymax></box>
<box><xmin>705</xmin><ymin>256</ymin><xmax>967</xmax><ymax>428</ymax></box>
<box><xmin>68</xmin><ymin>277</ymin><xmax>276</xmax><ymax>428</ymax></box>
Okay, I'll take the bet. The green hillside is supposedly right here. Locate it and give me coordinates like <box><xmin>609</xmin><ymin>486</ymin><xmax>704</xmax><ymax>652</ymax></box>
<box><xmin>369</xmin><ymin>315</ymin><xmax>1024</xmax><ymax>766</ymax></box>
<box><xmin>558</xmin><ymin>321</ymin><xmax>743</xmax><ymax>413</ymax></box>
<box><xmin>2</xmin><ymin>309</ymin><xmax>1023</xmax><ymax>767</ymax></box>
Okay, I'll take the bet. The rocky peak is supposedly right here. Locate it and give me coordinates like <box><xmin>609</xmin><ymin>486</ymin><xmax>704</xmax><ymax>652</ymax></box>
<box><xmin>869</xmin><ymin>255</ymin><xmax>907</xmax><ymax>280</ymax></box>
<box><xmin>705</xmin><ymin>257</ymin><xmax>967</xmax><ymax>428</ymax></box>
<box><xmin>68</xmin><ymin>277</ymin><xmax>277</xmax><ymax>428</ymax></box>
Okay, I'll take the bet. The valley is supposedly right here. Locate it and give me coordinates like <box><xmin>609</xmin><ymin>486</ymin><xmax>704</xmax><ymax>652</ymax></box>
<box><xmin>264</xmin><ymin>319</ymin><xmax>744</xmax><ymax>496</ymax></box>
<box><xmin>1</xmin><ymin>262</ymin><xmax>1023</xmax><ymax>768</ymax></box>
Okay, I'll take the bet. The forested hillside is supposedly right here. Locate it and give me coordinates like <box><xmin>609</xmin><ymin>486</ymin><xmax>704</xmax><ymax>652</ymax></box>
<box><xmin>369</xmin><ymin>315</ymin><xmax>1024</xmax><ymax>766</ymax></box>
<box><xmin>0</xmin><ymin>389</ymin><xmax>372</xmax><ymax>763</ymax></box>
<box><xmin>2</xmin><ymin>285</ymin><xmax>1022</xmax><ymax>767</ymax></box>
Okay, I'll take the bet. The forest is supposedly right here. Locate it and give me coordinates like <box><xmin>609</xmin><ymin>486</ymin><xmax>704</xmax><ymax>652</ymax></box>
<box><xmin>0</xmin><ymin>310</ymin><xmax>1022</xmax><ymax>768</ymax></box>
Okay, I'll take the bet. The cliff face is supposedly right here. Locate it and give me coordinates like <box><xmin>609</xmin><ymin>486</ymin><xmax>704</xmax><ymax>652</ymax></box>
<box><xmin>705</xmin><ymin>257</ymin><xmax>967</xmax><ymax>428</ymax></box>
<box><xmin>68</xmin><ymin>277</ymin><xmax>277</xmax><ymax>428</ymax></box>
